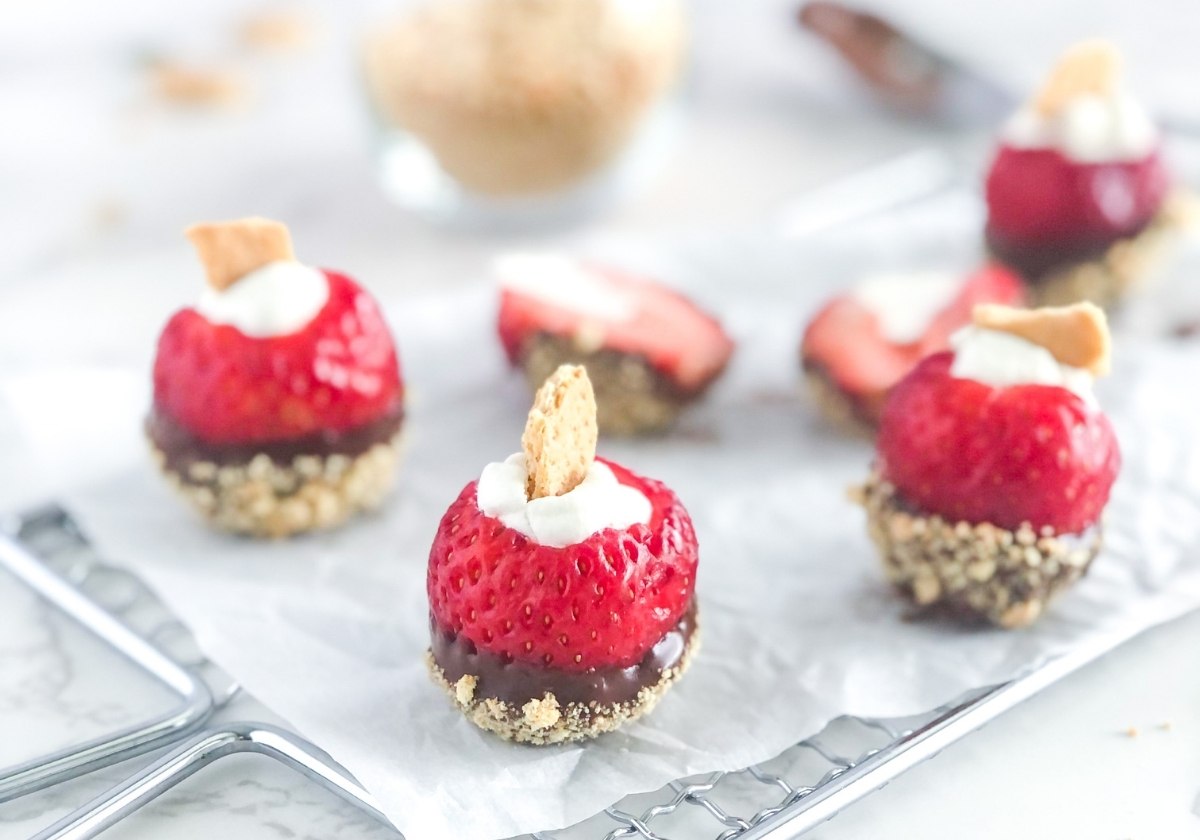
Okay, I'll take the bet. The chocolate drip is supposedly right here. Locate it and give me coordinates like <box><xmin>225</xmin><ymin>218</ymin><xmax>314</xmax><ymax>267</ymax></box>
<box><xmin>146</xmin><ymin>404</ymin><xmax>404</xmax><ymax>473</ymax></box>
<box><xmin>431</xmin><ymin>601</ymin><xmax>697</xmax><ymax>706</ymax></box>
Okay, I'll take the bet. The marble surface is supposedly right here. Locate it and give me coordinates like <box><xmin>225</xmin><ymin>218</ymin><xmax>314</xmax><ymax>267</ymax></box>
<box><xmin>2</xmin><ymin>1</ymin><xmax>1200</xmax><ymax>838</ymax></box>
<box><xmin>0</xmin><ymin>560</ymin><xmax>397</xmax><ymax>840</ymax></box>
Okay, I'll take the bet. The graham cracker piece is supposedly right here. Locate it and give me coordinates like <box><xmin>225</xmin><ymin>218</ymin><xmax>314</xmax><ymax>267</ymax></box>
<box><xmin>522</xmin><ymin>365</ymin><xmax>597</xmax><ymax>500</ymax></box>
<box><xmin>973</xmin><ymin>302</ymin><xmax>1111</xmax><ymax>375</ymax></box>
<box><xmin>185</xmin><ymin>218</ymin><xmax>296</xmax><ymax>291</ymax></box>
<box><xmin>1034</xmin><ymin>40</ymin><xmax>1121</xmax><ymax>116</ymax></box>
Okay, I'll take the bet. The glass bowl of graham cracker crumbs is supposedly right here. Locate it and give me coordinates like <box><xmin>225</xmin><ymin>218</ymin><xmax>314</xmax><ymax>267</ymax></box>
<box><xmin>361</xmin><ymin>0</ymin><xmax>688</xmax><ymax>228</ymax></box>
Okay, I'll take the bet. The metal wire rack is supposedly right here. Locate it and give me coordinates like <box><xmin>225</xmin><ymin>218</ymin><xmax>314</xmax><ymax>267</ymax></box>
<box><xmin>0</xmin><ymin>504</ymin><xmax>1121</xmax><ymax>840</ymax></box>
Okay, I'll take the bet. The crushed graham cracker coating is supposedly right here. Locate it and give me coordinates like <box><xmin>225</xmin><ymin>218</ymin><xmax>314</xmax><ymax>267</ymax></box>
<box><xmin>973</xmin><ymin>302</ymin><xmax>1111</xmax><ymax>375</ymax></box>
<box><xmin>1034</xmin><ymin>40</ymin><xmax>1121</xmax><ymax>116</ymax></box>
<box><xmin>185</xmin><ymin>217</ymin><xmax>296</xmax><ymax>292</ymax></box>
<box><xmin>148</xmin><ymin>433</ymin><xmax>402</xmax><ymax>538</ymax></box>
<box><xmin>522</xmin><ymin>364</ymin><xmax>598</xmax><ymax>499</ymax></box>
<box><xmin>854</xmin><ymin>471</ymin><xmax>1100</xmax><ymax>628</ymax></box>
<box><xmin>520</xmin><ymin>334</ymin><xmax>695</xmax><ymax>436</ymax></box>
<box><xmin>426</xmin><ymin>618</ymin><xmax>700</xmax><ymax>745</ymax></box>
<box><xmin>993</xmin><ymin>197</ymin><xmax>1189</xmax><ymax>308</ymax></box>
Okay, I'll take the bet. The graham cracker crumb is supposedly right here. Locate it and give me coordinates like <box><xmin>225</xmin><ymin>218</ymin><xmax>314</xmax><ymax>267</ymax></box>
<box><xmin>522</xmin><ymin>364</ymin><xmax>597</xmax><ymax>499</ymax></box>
<box><xmin>998</xmin><ymin>599</ymin><xmax>1043</xmax><ymax>629</ymax></box>
<box><xmin>152</xmin><ymin>62</ymin><xmax>247</xmax><ymax>107</ymax></box>
<box><xmin>1034</xmin><ymin>40</ymin><xmax>1121</xmax><ymax>116</ymax></box>
<box><xmin>1125</xmin><ymin>725</ymin><xmax>1139</xmax><ymax>738</ymax></box>
<box><xmin>185</xmin><ymin>218</ymin><xmax>296</xmax><ymax>291</ymax></box>
<box><xmin>521</xmin><ymin>694</ymin><xmax>562</xmax><ymax>730</ymax></box>
<box><xmin>973</xmin><ymin>302</ymin><xmax>1110</xmax><ymax>375</ymax></box>
<box><xmin>240</xmin><ymin>11</ymin><xmax>313</xmax><ymax>50</ymax></box>
<box><xmin>454</xmin><ymin>674</ymin><xmax>477</xmax><ymax>705</ymax></box>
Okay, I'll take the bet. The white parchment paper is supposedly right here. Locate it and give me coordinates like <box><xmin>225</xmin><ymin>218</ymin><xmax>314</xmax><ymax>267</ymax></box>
<box><xmin>62</xmin><ymin>225</ymin><xmax>1200</xmax><ymax>840</ymax></box>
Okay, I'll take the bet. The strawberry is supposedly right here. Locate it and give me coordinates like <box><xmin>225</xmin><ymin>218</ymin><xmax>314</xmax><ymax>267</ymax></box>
<box><xmin>986</xmin><ymin>145</ymin><xmax>1169</xmax><ymax>258</ymax></box>
<box><xmin>876</xmin><ymin>352</ymin><xmax>1120</xmax><ymax>533</ymax></box>
<box><xmin>153</xmin><ymin>270</ymin><xmax>402</xmax><ymax>445</ymax></box>
<box><xmin>427</xmin><ymin>458</ymin><xmax>697</xmax><ymax>672</ymax></box>
<box><xmin>498</xmin><ymin>264</ymin><xmax>733</xmax><ymax>393</ymax></box>
<box><xmin>801</xmin><ymin>264</ymin><xmax>1024</xmax><ymax>420</ymax></box>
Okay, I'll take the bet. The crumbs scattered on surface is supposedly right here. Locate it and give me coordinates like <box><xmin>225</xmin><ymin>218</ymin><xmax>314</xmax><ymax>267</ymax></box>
<box><xmin>239</xmin><ymin>11</ymin><xmax>314</xmax><ymax>50</ymax></box>
<box><xmin>150</xmin><ymin>61</ymin><xmax>249</xmax><ymax>108</ymax></box>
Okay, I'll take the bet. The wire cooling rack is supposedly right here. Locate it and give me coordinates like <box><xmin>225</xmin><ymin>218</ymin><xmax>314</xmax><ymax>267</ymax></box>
<box><xmin>1</xmin><ymin>504</ymin><xmax>1121</xmax><ymax>840</ymax></box>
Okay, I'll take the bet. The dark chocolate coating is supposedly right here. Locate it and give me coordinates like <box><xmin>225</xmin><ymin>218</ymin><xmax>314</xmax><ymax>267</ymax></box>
<box><xmin>985</xmin><ymin>224</ymin><xmax>1147</xmax><ymax>283</ymax></box>
<box><xmin>431</xmin><ymin>600</ymin><xmax>697</xmax><ymax>706</ymax></box>
<box><xmin>146</xmin><ymin>403</ymin><xmax>404</xmax><ymax>473</ymax></box>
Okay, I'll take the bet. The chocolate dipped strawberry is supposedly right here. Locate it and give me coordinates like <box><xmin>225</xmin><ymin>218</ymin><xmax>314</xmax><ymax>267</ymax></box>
<box><xmin>496</xmin><ymin>253</ymin><xmax>733</xmax><ymax>435</ymax></box>
<box><xmin>426</xmin><ymin>365</ymin><xmax>699</xmax><ymax>743</ymax></box>
<box><xmin>801</xmin><ymin>264</ymin><xmax>1025</xmax><ymax>432</ymax></box>
<box><xmin>856</xmin><ymin>303</ymin><xmax>1120</xmax><ymax>627</ymax></box>
<box><xmin>984</xmin><ymin>40</ymin><xmax>1185</xmax><ymax>308</ymax></box>
<box><xmin>147</xmin><ymin>218</ymin><xmax>404</xmax><ymax>537</ymax></box>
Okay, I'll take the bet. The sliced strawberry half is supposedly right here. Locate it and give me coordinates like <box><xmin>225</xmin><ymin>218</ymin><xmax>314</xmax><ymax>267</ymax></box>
<box><xmin>427</xmin><ymin>458</ymin><xmax>698</xmax><ymax>672</ymax></box>
<box><xmin>877</xmin><ymin>352</ymin><xmax>1120</xmax><ymax>533</ymax></box>
<box><xmin>498</xmin><ymin>264</ymin><xmax>734</xmax><ymax>393</ymax></box>
<box><xmin>801</xmin><ymin>264</ymin><xmax>1024</xmax><ymax>423</ymax></box>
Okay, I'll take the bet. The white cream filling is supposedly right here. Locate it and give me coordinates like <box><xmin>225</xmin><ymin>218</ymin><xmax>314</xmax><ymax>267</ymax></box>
<box><xmin>950</xmin><ymin>326</ymin><xmax>1095</xmax><ymax>404</ymax></box>
<box><xmin>494</xmin><ymin>252</ymin><xmax>638</xmax><ymax>323</ymax></box>
<box><xmin>1002</xmin><ymin>89</ymin><xmax>1158</xmax><ymax>163</ymax></box>
<box><xmin>476</xmin><ymin>453</ymin><xmax>652</xmax><ymax>548</ymax></box>
<box><xmin>196</xmin><ymin>261</ymin><xmax>329</xmax><ymax>338</ymax></box>
<box><xmin>850</xmin><ymin>271</ymin><xmax>961</xmax><ymax>344</ymax></box>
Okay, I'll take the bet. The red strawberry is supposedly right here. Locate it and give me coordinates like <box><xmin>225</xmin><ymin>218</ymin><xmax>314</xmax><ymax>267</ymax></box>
<box><xmin>498</xmin><ymin>264</ymin><xmax>733</xmax><ymax>393</ymax></box>
<box><xmin>153</xmin><ymin>270</ymin><xmax>402</xmax><ymax>445</ymax></box>
<box><xmin>427</xmin><ymin>458</ymin><xmax>698</xmax><ymax>672</ymax></box>
<box><xmin>877</xmin><ymin>352</ymin><xmax>1120</xmax><ymax>533</ymax></box>
<box><xmin>802</xmin><ymin>264</ymin><xmax>1024</xmax><ymax>420</ymax></box>
<box><xmin>986</xmin><ymin>144</ymin><xmax>1169</xmax><ymax>253</ymax></box>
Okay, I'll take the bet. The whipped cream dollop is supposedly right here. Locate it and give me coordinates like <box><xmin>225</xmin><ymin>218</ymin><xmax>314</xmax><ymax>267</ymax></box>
<box><xmin>1003</xmin><ymin>91</ymin><xmax>1158</xmax><ymax>163</ymax></box>
<box><xmin>195</xmin><ymin>261</ymin><xmax>329</xmax><ymax>338</ymax></box>
<box><xmin>950</xmin><ymin>326</ymin><xmax>1095</xmax><ymax>404</ymax></box>
<box><xmin>495</xmin><ymin>252</ymin><xmax>637</xmax><ymax>322</ymax></box>
<box><xmin>850</xmin><ymin>271</ymin><xmax>960</xmax><ymax>344</ymax></box>
<box><xmin>476</xmin><ymin>453</ymin><xmax>652</xmax><ymax>548</ymax></box>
